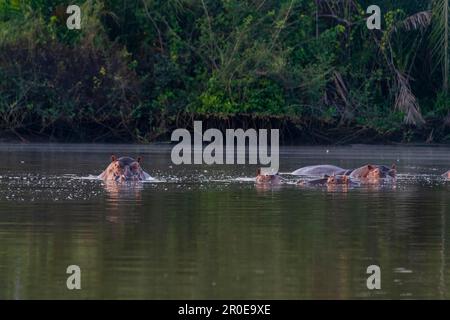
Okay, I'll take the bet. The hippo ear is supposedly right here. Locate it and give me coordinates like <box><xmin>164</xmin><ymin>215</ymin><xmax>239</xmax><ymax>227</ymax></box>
<box><xmin>391</xmin><ymin>164</ymin><xmax>396</xmax><ymax>170</ymax></box>
<box><xmin>137</xmin><ymin>156</ymin><xmax>142</xmax><ymax>163</ymax></box>
<box><xmin>257</xmin><ymin>168</ymin><xmax>261</xmax><ymax>175</ymax></box>
<box><xmin>111</xmin><ymin>155</ymin><xmax>117</xmax><ymax>162</ymax></box>
<box><xmin>367</xmin><ymin>165</ymin><xmax>374</xmax><ymax>170</ymax></box>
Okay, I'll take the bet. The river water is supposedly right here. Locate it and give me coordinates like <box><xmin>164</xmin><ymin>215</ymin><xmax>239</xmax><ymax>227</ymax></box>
<box><xmin>1</xmin><ymin>143</ymin><xmax>450</xmax><ymax>299</ymax></box>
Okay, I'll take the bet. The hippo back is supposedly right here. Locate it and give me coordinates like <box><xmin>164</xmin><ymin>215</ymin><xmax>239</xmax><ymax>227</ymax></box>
<box><xmin>292</xmin><ymin>165</ymin><xmax>347</xmax><ymax>176</ymax></box>
<box><xmin>297</xmin><ymin>177</ymin><xmax>328</xmax><ymax>186</ymax></box>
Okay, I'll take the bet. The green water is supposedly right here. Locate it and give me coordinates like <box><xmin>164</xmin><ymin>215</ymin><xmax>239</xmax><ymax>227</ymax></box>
<box><xmin>1</xmin><ymin>144</ymin><xmax>450</xmax><ymax>299</ymax></box>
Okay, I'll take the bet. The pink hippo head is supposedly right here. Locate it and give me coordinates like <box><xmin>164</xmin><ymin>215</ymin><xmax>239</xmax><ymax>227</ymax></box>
<box><xmin>99</xmin><ymin>155</ymin><xmax>148</xmax><ymax>182</ymax></box>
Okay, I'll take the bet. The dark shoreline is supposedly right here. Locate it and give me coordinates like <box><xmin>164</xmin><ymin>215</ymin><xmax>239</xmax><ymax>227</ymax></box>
<box><xmin>1</xmin><ymin>114</ymin><xmax>450</xmax><ymax>145</ymax></box>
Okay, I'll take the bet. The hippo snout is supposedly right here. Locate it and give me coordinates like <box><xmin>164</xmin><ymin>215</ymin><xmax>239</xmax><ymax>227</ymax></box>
<box><xmin>120</xmin><ymin>167</ymin><xmax>136</xmax><ymax>181</ymax></box>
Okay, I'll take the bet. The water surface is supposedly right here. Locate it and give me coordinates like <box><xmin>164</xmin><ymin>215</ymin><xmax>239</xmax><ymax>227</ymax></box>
<box><xmin>1</xmin><ymin>143</ymin><xmax>450</xmax><ymax>299</ymax></box>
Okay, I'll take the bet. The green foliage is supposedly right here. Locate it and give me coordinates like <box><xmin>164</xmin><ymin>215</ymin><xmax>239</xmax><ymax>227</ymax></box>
<box><xmin>433</xmin><ymin>91</ymin><xmax>450</xmax><ymax>115</ymax></box>
<box><xmin>0</xmin><ymin>0</ymin><xmax>449</xmax><ymax>141</ymax></box>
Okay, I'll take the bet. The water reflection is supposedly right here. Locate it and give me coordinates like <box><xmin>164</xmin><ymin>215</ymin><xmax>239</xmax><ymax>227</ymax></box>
<box><xmin>103</xmin><ymin>181</ymin><xmax>144</xmax><ymax>201</ymax></box>
<box><xmin>1</xmin><ymin>144</ymin><xmax>450</xmax><ymax>299</ymax></box>
<box><xmin>103</xmin><ymin>181</ymin><xmax>144</xmax><ymax>224</ymax></box>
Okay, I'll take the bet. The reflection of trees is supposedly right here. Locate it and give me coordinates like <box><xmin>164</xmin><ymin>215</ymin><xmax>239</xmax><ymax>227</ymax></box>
<box><xmin>103</xmin><ymin>181</ymin><xmax>143</xmax><ymax>224</ymax></box>
<box><xmin>2</xmin><ymin>182</ymin><xmax>450</xmax><ymax>299</ymax></box>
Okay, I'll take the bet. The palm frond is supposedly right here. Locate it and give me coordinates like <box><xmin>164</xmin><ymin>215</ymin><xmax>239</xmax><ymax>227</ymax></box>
<box><xmin>430</xmin><ymin>0</ymin><xmax>449</xmax><ymax>91</ymax></box>
<box><xmin>395</xmin><ymin>11</ymin><xmax>432</xmax><ymax>32</ymax></box>
<box><xmin>395</xmin><ymin>71</ymin><xmax>425</xmax><ymax>126</ymax></box>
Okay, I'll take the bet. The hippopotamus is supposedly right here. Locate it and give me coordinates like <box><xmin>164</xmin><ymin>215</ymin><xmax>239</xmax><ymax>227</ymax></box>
<box><xmin>98</xmin><ymin>155</ymin><xmax>152</xmax><ymax>182</ymax></box>
<box><xmin>297</xmin><ymin>174</ymin><xmax>357</xmax><ymax>186</ymax></box>
<box><xmin>293</xmin><ymin>163</ymin><xmax>396</xmax><ymax>180</ymax></box>
<box><xmin>297</xmin><ymin>177</ymin><xmax>328</xmax><ymax>186</ymax></box>
<box><xmin>326</xmin><ymin>175</ymin><xmax>356</xmax><ymax>185</ymax></box>
<box><xmin>291</xmin><ymin>165</ymin><xmax>349</xmax><ymax>176</ymax></box>
<box><xmin>348</xmin><ymin>164</ymin><xmax>396</xmax><ymax>180</ymax></box>
<box><xmin>255</xmin><ymin>168</ymin><xmax>282</xmax><ymax>185</ymax></box>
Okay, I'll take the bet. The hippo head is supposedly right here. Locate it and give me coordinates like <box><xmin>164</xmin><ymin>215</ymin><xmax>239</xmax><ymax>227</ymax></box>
<box><xmin>388</xmin><ymin>164</ymin><xmax>397</xmax><ymax>178</ymax></box>
<box><xmin>442</xmin><ymin>171</ymin><xmax>450</xmax><ymax>179</ymax></box>
<box><xmin>256</xmin><ymin>168</ymin><xmax>281</xmax><ymax>184</ymax></box>
<box><xmin>366</xmin><ymin>164</ymin><xmax>397</xmax><ymax>180</ymax></box>
<box><xmin>327</xmin><ymin>175</ymin><xmax>350</xmax><ymax>185</ymax></box>
<box><xmin>103</xmin><ymin>155</ymin><xmax>145</xmax><ymax>182</ymax></box>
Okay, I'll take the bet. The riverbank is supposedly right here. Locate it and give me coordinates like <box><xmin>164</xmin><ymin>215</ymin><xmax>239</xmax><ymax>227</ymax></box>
<box><xmin>1</xmin><ymin>113</ymin><xmax>449</xmax><ymax>145</ymax></box>
<box><xmin>2</xmin><ymin>2</ymin><xmax>449</xmax><ymax>147</ymax></box>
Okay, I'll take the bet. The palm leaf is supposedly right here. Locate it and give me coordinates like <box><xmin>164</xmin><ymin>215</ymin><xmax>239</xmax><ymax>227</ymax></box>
<box><xmin>395</xmin><ymin>71</ymin><xmax>425</xmax><ymax>125</ymax></box>
<box><xmin>395</xmin><ymin>10</ymin><xmax>432</xmax><ymax>31</ymax></box>
<box><xmin>430</xmin><ymin>0</ymin><xmax>449</xmax><ymax>91</ymax></box>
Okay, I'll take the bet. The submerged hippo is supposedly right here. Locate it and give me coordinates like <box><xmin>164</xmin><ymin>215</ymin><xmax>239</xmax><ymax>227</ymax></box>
<box><xmin>298</xmin><ymin>174</ymin><xmax>357</xmax><ymax>186</ymax></box>
<box><xmin>348</xmin><ymin>164</ymin><xmax>396</xmax><ymax>180</ymax></box>
<box><xmin>326</xmin><ymin>175</ymin><xmax>356</xmax><ymax>185</ymax></box>
<box><xmin>98</xmin><ymin>155</ymin><xmax>152</xmax><ymax>182</ymax></box>
<box><xmin>291</xmin><ymin>165</ymin><xmax>348</xmax><ymax>176</ymax></box>
<box><xmin>255</xmin><ymin>168</ymin><xmax>282</xmax><ymax>185</ymax></box>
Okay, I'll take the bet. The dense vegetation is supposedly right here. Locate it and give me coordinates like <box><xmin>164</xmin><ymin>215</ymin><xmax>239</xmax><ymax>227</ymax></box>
<box><xmin>0</xmin><ymin>0</ymin><xmax>450</xmax><ymax>143</ymax></box>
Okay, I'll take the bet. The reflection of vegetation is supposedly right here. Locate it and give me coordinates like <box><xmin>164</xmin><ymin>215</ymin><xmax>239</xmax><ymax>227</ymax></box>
<box><xmin>1</xmin><ymin>184</ymin><xmax>450</xmax><ymax>299</ymax></box>
<box><xmin>1</xmin><ymin>1</ymin><xmax>450</xmax><ymax>142</ymax></box>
